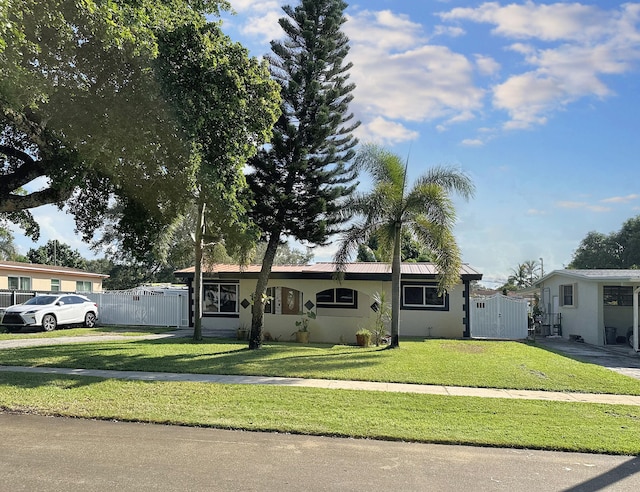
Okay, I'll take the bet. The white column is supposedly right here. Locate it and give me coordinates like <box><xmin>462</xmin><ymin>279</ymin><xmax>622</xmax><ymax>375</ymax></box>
<box><xmin>634</xmin><ymin>286</ymin><xmax>639</xmax><ymax>353</ymax></box>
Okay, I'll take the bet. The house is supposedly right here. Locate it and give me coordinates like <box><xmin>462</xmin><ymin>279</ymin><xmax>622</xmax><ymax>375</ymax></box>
<box><xmin>174</xmin><ymin>262</ymin><xmax>482</xmax><ymax>343</ymax></box>
<box><xmin>0</xmin><ymin>260</ymin><xmax>108</xmax><ymax>297</ymax></box>
<box><xmin>535</xmin><ymin>269</ymin><xmax>640</xmax><ymax>352</ymax></box>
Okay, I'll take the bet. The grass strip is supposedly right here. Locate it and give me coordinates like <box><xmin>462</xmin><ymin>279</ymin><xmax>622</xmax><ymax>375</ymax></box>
<box><xmin>0</xmin><ymin>326</ymin><xmax>173</xmax><ymax>339</ymax></box>
<box><xmin>1</xmin><ymin>338</ymin><xmax>639</xmax><ymax>395</ymax></box>
<box><xmin>1</xmin><ymin>371</ymin><xmax>639</xmax><ymax>455</ymax></box>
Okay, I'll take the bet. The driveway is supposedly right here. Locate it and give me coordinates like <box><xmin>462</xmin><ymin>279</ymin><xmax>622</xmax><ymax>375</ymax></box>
<box><xmin>535</xmin><ymin>336</ymin><xmax>640</xmax><ymax>380</ymax></box>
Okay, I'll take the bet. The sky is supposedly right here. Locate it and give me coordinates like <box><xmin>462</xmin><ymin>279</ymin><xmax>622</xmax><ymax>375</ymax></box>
<box><xmin>10</xmin><ymin>0</ymin><xmax>640</xmax><ymax>287</ymax></box>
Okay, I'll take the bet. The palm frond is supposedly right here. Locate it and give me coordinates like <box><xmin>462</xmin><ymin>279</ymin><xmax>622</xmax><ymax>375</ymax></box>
<box><xmin>413</xmin><ymin>166</ymin><xmax>475</xmax><ymax>201</ymax></box>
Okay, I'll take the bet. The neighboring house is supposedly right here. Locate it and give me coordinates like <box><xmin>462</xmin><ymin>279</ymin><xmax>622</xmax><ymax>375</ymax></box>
<box><xmin>535</xmin><ymin>269</ymin><xmax>640</xmax><ymax>351</ymax></box>
<box><xmin>174</xmin><ymin>262</ymin><xmax>482</xmax><ymax>343</ymax></box>
<box><xmin>0</xmin><ymin>260</ymin><xmax>108</xmax><ymax>296</ymax></box>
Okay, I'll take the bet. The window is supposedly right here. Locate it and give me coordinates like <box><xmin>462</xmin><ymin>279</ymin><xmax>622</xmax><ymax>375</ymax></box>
<box><xmin>402</xmin><ymin>284</ymin><xmax>447</xmax><ymax>310</ymax></box>
<box><xmin>559</xmin><ymin>284</ymin><xmax>576</xmax><ymax>307</ymax></box>
<box><xmin>265</xmin><ymin>287</ymin><xmax>303</xmax><ymax>315</ymax></box>
<box><xmin>51</xmin><ymin>279</ymin><xmax>61</xmax><ymax>292</ymax></box>
<box><xmin>316</xmin><ymin>288</ymin><xmax>357</xmax><ymax>309</ymax></box>
<box><xmin>604</xmin><ymin>286</ymin><xmax>633</xmax><ymax>306</ymax></box>
<box><xmin>203</xmin><ymin>283</ymin><xmax>239</xmax><ymax>314</ymax></box>
<box><xmin>8</xmin><ymin>276</ymin><xmax>31</xmax><ymax>290</ymax></box>
<box><xmin>76</xmin><ymin>281</ymin><xmax>92</xmax><ymax>292</ymax></box>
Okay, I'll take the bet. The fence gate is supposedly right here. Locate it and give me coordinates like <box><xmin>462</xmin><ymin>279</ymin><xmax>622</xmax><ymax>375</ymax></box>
<box><xmin>470</xmin><ymin>294</ymin><xmax>528</xmax><ymax>339</ymax></box>
<box><xmin>85</xmin><ymin>291</ymin><xmax>189</xmax><ymax>328</ymax></box>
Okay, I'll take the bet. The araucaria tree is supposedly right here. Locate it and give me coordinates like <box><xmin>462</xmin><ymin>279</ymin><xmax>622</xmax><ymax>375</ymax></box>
<box><xmin>334</xmin><ymin>144</ymin><xmax>474</xmax><ymax>348</ymax></box>
<box><xmin>246</xmin><ymin>0</ymin><xmax>359</xmax><ymax>349</ymax></box>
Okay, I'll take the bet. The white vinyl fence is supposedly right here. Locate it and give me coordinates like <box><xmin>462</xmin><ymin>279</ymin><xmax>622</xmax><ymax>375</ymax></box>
<box><xmin>85</xmin><ymin>291</ymin><xmax>190</xmax><ymax>328</ymax></box>
<box><xmin>470</xmin><ymin>294</ymin><xmax>528</xmax><ymax>340</ymax></box>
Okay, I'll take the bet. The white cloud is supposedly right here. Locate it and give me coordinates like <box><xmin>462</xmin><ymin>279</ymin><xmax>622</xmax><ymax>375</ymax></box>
<box><xmin>556</xmin><ymin>201</ymin><xmax>612</xmax><ymax>213</ymax></box>
<box><xmin>240</xmin><ymin>10</ymin><xmax>284</xmax><ymax>42</ymax></box>
<box><xmin>355</xmin><ymin>116</ymin><xmax>419</xmax><ymax>145</ymax></box>
<box><xmin>474</xmin><ymin>54</ymin><xmax>500</xmax><ymax>76</ymax></box>
<box><xmin>601</xmin><ymin>194</ymin><xmax>640</xmax><ymax>204</ymax></box>
<box><xmin>228</xmin><ymin>0</ymin><xmax>281</xmax><ymax>14</ymax></box>
<box><xmin>346</xmin><ymin>10</ymin><xmax>485</xmax><ymax>125</ymax></box>
<box><xmin>461</xmin><ymin>138</ymin><xmax>484</xmax><ymax>147</ymax></box>
<box><xmin>432</xmin><ymin>25</ymin><xmax>465</xmax><ymax>38</ymax></box>
<box><xmin>346</xmin><ymin>10</ymin><xmax>425</xmax><ymax>52</ymax></box>
<box><xmin>439</xmin><ymin>1</ymin><xmax>609</xmax><ymax>42</ymax></box>
<box><xmin>439</xmin><ymin>2</ymin><xmax>640</xmax><ymax>129</ymax></box>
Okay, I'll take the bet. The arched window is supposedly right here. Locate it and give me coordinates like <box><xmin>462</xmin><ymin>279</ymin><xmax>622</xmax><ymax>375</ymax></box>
<box><xmin>316</xmin><ymin>288</ymin><xmax>358</xmax><ymax>309</ymax></box>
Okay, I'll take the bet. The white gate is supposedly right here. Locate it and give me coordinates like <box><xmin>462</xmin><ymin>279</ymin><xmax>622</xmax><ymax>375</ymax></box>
<box><xmin>86</xmin><ymin>291</ymin><xmax>189</xmax><ymax>328</ymax></box>
<box><xmin>470</xmin><ymin>294</ymin><xmax>528</xmax><ymax>339</ymax></box>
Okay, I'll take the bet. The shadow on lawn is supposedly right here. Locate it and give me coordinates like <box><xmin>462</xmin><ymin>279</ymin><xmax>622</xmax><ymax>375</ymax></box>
<box><xmin>0</xmin><ymin>337</ymin><xmax>387</xmax><ymax>381</ymax></box>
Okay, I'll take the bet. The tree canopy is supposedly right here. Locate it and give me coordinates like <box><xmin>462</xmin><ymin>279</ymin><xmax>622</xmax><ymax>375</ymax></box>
<box><xmin>27</xmin><ymin>240</ymin><xmax>87</xmax><ymax>269</ymax></box>
<box><xmin>154</xmin><ymin>20</ymin><xmax>280</xmax><ymax>340</ymax></box>
<box><xmin>0</xmin><ymin>0</ymin><xmax>227</xmax><ymax>255</ymax></box>
<box><xmin>569</xmin><ymin>216</ymin><xmax>640</xmax><ymax>269</ymax></box>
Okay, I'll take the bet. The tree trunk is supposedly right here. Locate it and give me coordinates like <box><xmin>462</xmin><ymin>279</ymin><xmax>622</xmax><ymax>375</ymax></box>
<box><xmin>249</xmin><ymin>232</ymin><xmax>281</xmax><ymax>349</ymax></box>
<box><xmin>390</xmin><ymin>222</ymin><xmax>402</xmax><ymax>348</ymax></box>
<box><xmin>193</xmin><ymin>197</ymin><xmax>206</xmax><ymax>341</ymax></box>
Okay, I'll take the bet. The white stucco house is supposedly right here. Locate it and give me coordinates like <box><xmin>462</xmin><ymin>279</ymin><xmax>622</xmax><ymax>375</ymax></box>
<box><xmin>174</xmin><ymin>262</ymin><xmax>483</xmax><ymax>344</ymax></box>
<box><xmin>535</xmin><ymin>269</ymin><xmax>640</xmax><ymax>352</ymax></box>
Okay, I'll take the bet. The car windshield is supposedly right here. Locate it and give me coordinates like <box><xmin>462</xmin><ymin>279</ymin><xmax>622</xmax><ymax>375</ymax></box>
<box><xmin>23</xmin><ymin>296</ymin><xmax>58</xmax><ymax>306</ymax></box>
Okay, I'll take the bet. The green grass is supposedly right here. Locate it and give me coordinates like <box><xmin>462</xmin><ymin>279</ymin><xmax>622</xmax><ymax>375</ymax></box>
<box><xmin>0</xmin><ymin>326</ymin><xmax>174</xmax><ymax>339</ymax></box>
<box><xmin>1</xmin><ymin>338</ymin><xmax>639</xmax><ymax>395</ymax></box>
<box><xmin>1</xmin><ymin>371</ymin><xmax>639</xmax><ymax>455</ymax></box>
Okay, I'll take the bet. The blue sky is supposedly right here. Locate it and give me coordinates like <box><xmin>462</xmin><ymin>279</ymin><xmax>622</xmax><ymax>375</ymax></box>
<box><xmin>11</xmin><ymin>1</ymin><xmax>640</xmax><ymax>287</ymax></box>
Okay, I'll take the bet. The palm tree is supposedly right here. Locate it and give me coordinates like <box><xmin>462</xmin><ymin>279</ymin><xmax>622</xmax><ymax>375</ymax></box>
<box><xmin>508</xmin><ymin>263</ymin><xmax>530</xmax><ymax>288</ymax></box>
<box><xmin>334</xmin><ymin>144</ymin><xmax>474</xmax><ymax>348</ymax></box>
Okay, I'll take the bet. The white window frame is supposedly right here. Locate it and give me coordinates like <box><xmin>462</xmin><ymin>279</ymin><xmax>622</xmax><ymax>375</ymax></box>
<box><xmin>50</xmin><ymin>279</ymin><xmax>61</xmax><ymax>292</ymax></box>
<box><xmin>76</xmin><ymin>280</ymin><xmax>92</xmax><ymax>293</ymax></box>
<box><xmin>559</xmin><ymin>283</ymin><xmax>577</xmax><ymax>307</ymax></box>
<box><xmin>402</xmin><ymin>284</ymin><xmax>447</xmax><ymax>310</ymax></box>
<box><xmin>203</xmin><ymin>283</ymin><xmax>239</xmax><ymax>314</ymax></box>
<box><xmin>316</xmin><ymin>288</ymin><xmax>357</xmax><ymax>309</ymax></box>
<box><xmin>8</xmin><ymin>276</ymin><xmax>31</xmax><ymax>290</ymax></box>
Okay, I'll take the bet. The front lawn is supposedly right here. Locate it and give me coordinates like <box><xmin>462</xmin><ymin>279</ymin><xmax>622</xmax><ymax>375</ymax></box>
<box><xmin>1</xmin><ymin>338</ymin><xmax>639</xmax><ymax>395</ymax></box>
<box><xmin>1</xmin><ymin>371</ymin><xmax>639</xmax><ymax>455</ymax></box>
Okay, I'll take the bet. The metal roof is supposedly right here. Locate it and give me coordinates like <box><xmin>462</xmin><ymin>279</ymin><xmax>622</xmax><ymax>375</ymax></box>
<box><xmin>175</xmin><ymin>262</ymin><xmax>482</xmax><ymax>279</ymax></box>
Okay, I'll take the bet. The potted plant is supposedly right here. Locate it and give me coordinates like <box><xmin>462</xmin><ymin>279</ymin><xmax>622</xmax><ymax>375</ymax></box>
<box><xmin>236</xmin><ymin>323</ymin><xmax>249</xmax><ymax>341</ymax></box>
<box><xmin>294</xmin><ymin>310</ymin><xmax>316</xmax><ymax>343</ymax></box>
<box><xmin>355</xmin><ymin>328</ymin><xmax>372</xmax><ymax>347</ymax></box>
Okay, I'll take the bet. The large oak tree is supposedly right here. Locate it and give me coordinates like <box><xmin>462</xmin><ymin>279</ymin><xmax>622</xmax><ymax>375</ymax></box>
<box><xmin>0</xmin><ymin>0</ymin><xmax>226</xmax><ymax>255</ymax></box>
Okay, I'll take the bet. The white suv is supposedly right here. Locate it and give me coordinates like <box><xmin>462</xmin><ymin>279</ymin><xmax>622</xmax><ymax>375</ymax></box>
<box><xmin>1</xmin><ymin>294</ymin><xmax>98</xmax><ymax>332</ymax></box>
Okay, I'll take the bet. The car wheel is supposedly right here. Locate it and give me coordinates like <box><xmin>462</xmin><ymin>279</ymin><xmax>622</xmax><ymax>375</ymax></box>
<box><xmin>84</xmin><ymin>312</ymin><xmax>97</xmax><ymax>328</ymax></box>
<box><xmin>42</xmin><ymin>314</ymin><xmax>57</xmax><ymax>332</ymax></box>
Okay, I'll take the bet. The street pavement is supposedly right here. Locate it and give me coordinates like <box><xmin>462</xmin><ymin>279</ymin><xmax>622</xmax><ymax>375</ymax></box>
<box><xmin>1</xmin><ymin>412</ymin><xmax>639</xmax><ymax>492</ymax></box>
<box><xmin>1</xmin><ymin>333</ymin><xmax>640</xmax><ymax>490</ymax></box>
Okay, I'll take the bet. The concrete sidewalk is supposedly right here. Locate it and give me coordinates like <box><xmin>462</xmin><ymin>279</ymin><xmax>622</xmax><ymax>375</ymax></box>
<box><xmin>2</xmin><ymin>364</ymin><xmax>640</xmax><ymax>406</ymax></box>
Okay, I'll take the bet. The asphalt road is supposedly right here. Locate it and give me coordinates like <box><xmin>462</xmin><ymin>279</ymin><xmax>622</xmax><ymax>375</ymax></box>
<box><xmin>1</xmin><ymin>413</ymin><xmax>638</xmax><ymax>491</ymax></box>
